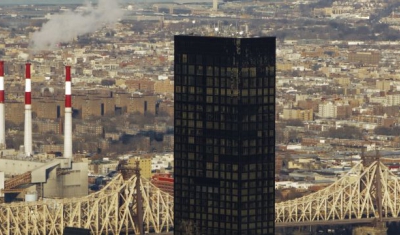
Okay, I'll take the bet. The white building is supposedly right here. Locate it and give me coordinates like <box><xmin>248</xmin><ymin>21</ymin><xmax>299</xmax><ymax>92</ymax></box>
<box><xmin>386</xmin><ymin>94</ymin><xmax>400</xmax><ymax>106</ymax></box>
<box><xmin>213</xmin><ymin>0</ymin><xmax>218</xmax><ymax>11</ymax></box>
<box><xmin>151</xmin><ymin>153</ymin><xmax>173</xmax><ymax>171</ymax></box>
<box><xmin>369</xmin><ymin>96</ymin><xmax>387</xmax><ymax>106</ymax></box>
<box><xmin>318</xmin><ymin>102</ymin><xmax>337</xmax><ymax>118</ymax></box>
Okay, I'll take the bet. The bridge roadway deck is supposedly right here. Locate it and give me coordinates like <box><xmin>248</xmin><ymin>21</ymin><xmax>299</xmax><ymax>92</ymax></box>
<box><xmin>276</xmin><ymin>217</ymin><xmax>400</xmax><ymax>228</ymax></box>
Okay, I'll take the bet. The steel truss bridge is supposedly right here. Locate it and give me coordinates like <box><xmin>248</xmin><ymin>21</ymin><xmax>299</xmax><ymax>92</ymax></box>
<box><xmin>2</xmin><ymin>159</ymin><xmax>400</xmax><ymax>234</ymax></box>
<box><xmin>0</xmin><ymin>174</ymin><xmax>173</xmax><ymax>235</ymax></box>
<box><xmin>276</xmin><ymin>160</ymin><xmax>400</xmax><ymax>227</ymax></box>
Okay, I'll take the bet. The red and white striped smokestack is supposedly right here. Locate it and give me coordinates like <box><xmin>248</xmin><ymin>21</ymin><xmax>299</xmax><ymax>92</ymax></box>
<box><xmin>24</xmin><ymin>63</ymin><xmax>32</xmax><ymax>157</ymax></box>
<box><xmin>0</xmin><ymin>61</ymin><xmax>5</xmax><ymax>149</ymax></box>
<box><xmin>64</xmin><ymin>66</ymin><xmax>72</xmax><ymax>159</ymax></box>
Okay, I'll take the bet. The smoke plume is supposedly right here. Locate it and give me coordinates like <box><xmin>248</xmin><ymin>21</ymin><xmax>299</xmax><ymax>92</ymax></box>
<box><xmin>30</xmin><ymin>0</ymin><xmax>123</xmax><ymax>51</ymax></box>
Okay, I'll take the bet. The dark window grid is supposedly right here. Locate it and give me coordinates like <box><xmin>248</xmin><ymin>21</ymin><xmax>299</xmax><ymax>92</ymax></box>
<box><xmin>187</xmin><ymin>54</ymin><xmax>196</xmax><ymax>64</ymax></box>
<box><xmin>175</xmin><ymin>37</ymin><xmax>276</xmax><ymax>234</ymax></box>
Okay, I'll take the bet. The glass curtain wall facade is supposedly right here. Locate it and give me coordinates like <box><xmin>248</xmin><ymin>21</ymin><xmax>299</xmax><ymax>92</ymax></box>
<box><xmin>174</xmin><ymin>36</ymin><xmax>275</xmax><ymax>235</ymax></box>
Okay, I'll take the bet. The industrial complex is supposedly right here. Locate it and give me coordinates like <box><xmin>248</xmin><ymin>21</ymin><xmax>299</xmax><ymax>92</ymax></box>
<box><xmin>0</xmin><ymin>62</ymin><xmax>88</xmax><ymax>202</ymax></box>
<box><xmin>0</xmin><ymin>61</ymin><xmax>173</xmax><ymax>235</ymax></box>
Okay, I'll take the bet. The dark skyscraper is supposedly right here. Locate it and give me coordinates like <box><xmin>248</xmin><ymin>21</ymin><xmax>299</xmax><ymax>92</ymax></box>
<box><xmin>174</xmin><ymin>36</ymin><xmax>275</xmax><ymax>235</ymax></box>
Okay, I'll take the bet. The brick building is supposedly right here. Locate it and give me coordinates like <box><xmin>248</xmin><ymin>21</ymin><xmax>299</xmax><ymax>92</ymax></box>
<box><xmin>5</xmin><ymin>102</ymin><xmax>24</xmax><ymax>124</ymax></box>
<box><xmin>348</xmin><ymin>51</ymin><xmax>380</xmax><ymax>65</ymax></box>
<box><xmin>282</xmin><ymin>108</ymin><xmax>314</xmax><ymax>121</ymax></box>
<box><xmin>125</xmin><ymin>79</ymin><xmax>155</xmax><ymax>93</ymax></box>
<box><xmin>158</xmin><ymin>101</ymin><xmax>174</xmax><ymax>116</ymax></box>
<box><xmin>33</xmin><ymin>99</ymin><xmax>61</xmax><ymax>119</ymax></box>
<box><xmin>127</xmin><ymin>95</ymin><xmax>158</xmax><ymax>115</ymax></box>
<box><xmin>154</xmin><ymin>79</ymin><xmax>174</xmax><ymax>94</ymax></box>
<box><xmin>83</xmin><ymin>99</ymin><xmax>102</xmax><ymax>119</ymax></box>
<box><xmin>34</xmin><ymin>119</ymin><xmax>62</xmax><ymax>134</ymax></box>
<box><xmin>151</xmin><ymin>173</ymin><xmax>173</xmax><ymax>196</ymax></box>
<box><xmin>40</xmin><ymin>144</ymin><xmax>63</xmax><ymax>153</ymax></box>
<box><xmin>75</xmin><ymin>122</ymin><xmax>103</xmax><ymax>136</ymax></box>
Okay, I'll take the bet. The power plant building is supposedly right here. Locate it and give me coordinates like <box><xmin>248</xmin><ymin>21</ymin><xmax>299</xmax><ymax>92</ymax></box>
<box><xmin>0</xmin><ymin>63</ymin><xmax>88</xmax><ymax>201</ymax></box>
<box><xmin>174</xmin><ymin>36</ymin><xmax>276</xmax><ymax>235</ymax></box>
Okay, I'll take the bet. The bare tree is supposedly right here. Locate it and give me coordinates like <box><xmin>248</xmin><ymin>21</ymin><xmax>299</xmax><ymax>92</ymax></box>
<box><xmin>176</xmin><ymin>219</ymin><xmax>201</xmax><ymax>235</ymax></box>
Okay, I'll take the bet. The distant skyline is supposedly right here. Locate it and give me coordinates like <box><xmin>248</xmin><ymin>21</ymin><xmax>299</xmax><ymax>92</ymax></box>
<box><xmin>0</xmin><ymin>0</ymin><xmax>213</xmax><ymax>6</ymax></box>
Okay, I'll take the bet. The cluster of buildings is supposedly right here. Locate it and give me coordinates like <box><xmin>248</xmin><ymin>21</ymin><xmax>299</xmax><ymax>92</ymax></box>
<box><xmin>0</xmin><ymin>0</ymin><xmax>394</xmax><ymax>156</ymax></box>
<box><xmin>274</xmin><ymin>35</ymin><xmax>400</xmax><ymax>191</ymax></box>
<box><xmin>277</xmin><ymin>38</ymin><xmax>400</xmax><ymax>128</ymax></box>
<box><xmin>1</xmin><ymin>0</ymin><xmax>400</xmax><ymax>233</ymax></box>
<box><xmin>313</xmin><ymin>0</ymin><xmax>385</xmax><ymax>19</ymax></box>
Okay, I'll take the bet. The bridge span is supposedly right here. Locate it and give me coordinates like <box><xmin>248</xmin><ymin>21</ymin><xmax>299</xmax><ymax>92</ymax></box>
<box><xmin>1</xmin><ymin>158</ymin><xmax>400</xmax><ymax>234</ymax></box>
<box><xmin>276</xmin><ymin>159</ymin><xmax>400</xmax><ymax>228</ymax></box>
<box><xmin>0</xmin><ymin>173</ymin><xmax>173</xmax><ymax>235</ymax></box>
